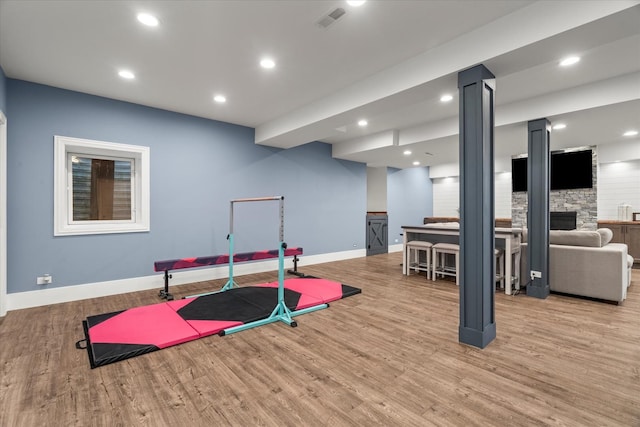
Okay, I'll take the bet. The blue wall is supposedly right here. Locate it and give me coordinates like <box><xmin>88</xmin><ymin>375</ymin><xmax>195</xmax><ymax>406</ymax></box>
<box><xmin>0</xmin><ymin>65</ymin><xmax>6</xmax><ymax>114</ymax></box>
<box><xmin>7</xmin><ymin>79</ymin><xmax>366</xmax><ymax>293</ymax></box>
<box><xmin>387</xmin><ymin>167</ymin><xmax>432</xmax><ymax>243</ymax></box>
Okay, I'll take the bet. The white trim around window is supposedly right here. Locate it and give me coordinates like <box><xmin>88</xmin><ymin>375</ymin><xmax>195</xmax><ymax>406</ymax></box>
<box><xmin>54</xmin><ymin>135</ymin><xmax>150</xmax><ymax>236</ymax></box>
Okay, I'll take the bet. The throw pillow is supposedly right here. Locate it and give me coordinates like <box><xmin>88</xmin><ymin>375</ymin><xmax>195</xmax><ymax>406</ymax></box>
<box><xmin>597</xmin><ymin>228</ymin><xmax>614</xmax><ymax>246</ymax></box>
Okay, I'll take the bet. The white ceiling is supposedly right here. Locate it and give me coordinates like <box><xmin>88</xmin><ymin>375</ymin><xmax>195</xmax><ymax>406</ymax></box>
<box><xmin>1</xmin><ymin>0</ymin><xmax>639</xmax><ymax>169</ymax></box>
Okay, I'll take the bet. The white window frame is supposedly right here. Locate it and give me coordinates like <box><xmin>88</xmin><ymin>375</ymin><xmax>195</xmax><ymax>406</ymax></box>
<box><xmin>54</xmin><ymin>135</ymin><xmax>150</xmax><ymax>236</ymax></box>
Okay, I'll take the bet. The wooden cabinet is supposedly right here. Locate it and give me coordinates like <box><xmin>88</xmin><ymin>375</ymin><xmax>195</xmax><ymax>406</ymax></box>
<box><xmin>605</xmin><ymin>224</ymin><xmax>625</xmax><ymax>244</ymax></box>
<box><xmin>598</xmin><ymin>221</ymin><xmax>640</xmax><ymax>265</ymax></box>
<box><xmin>626</xmin><ymin>226</ymin><xmax>640</xmax><ymax>264</ymax></box>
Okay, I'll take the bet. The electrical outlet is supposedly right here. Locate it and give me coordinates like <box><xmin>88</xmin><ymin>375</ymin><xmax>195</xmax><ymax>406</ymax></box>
<box><xmin>530</xmin><ymin>270</ymin><xmax>542</xmax><ymax>280</ymax></box>
<box><xmin>37</xmin><ymin>274</ymin><xmax>52</xmax><ymax>285</ymax></box>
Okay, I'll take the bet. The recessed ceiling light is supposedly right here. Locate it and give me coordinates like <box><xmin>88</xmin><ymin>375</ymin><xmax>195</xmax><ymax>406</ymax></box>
<box><xmin>559</xmin><ymin>56</ymin><xmax>580</xmax><ymax>67</ymax></box>
<box><xmin>358</xmin><ymin>119</ymin><xmax>368</xmax><ymax>127</ymax></box>
<box><xmin>346</xmin><ymin>0</ymin><xmax>366</xmax><ymax>6</ymax></box>
<box><xmin>260</xmin><ymin>58</ymin><xmax>275</xmax><ymax>69</ymax></box>
<box><xmin>118</xmin><ymin>70</ymin><xmax>135</xmax><ymax>79</ymax></box>
<box><xmin>623</xmin><ymin>130</ymin><xmax>638</xmax><ymax>137</ymax></box>
<box><xmin>403</xmin><ymin>150</ymin><xmax>412</xmax><ymax>155</ymax></box>
<box><xmin>213</xmin><ymin>95</ymin><xmax>226</xmax><ymax>103</ymax></box>
<box><xmin>440</xmin><ymin>94</ymin><xmax>453</xmax><ymax>102</ymax></box>
<box><xmin>137</xmin><ymin>13</ymin><xmax>159</xmax><ymax>27</ymax></box>
<box><xmin>413</xmin><ymin>161</ymin><xmax>420</xmax><ymax>166</ymax></box>
<box><xmin>552</xmin><ymin>123</ymin><xmax>566</xmax><ymax>130</ymax></box>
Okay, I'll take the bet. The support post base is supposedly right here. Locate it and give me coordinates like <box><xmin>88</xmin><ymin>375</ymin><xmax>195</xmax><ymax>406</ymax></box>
<box><xmin>459</xmin><ymin>322</ymin><xmax>496</xmax><ymax>349</ymax></box>
<box><xmin>527</xmin><ymin>282</ymin><xmax>550</xmax><ymax>299</ymax></box>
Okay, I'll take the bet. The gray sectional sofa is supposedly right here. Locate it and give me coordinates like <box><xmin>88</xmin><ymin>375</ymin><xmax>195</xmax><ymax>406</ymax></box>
<box><xmin>520</xmin><ymin>228</ymin><xmax>633</xmax><ymax>303</ymax></box>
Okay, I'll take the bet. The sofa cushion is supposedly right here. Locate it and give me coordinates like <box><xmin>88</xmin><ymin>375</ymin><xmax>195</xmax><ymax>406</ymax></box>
<box><xmin>424</xmin><ymin>222</ymin><xmax>459</xmax><ymax>228</ymax></box>
<box><xmin>597</xmin><ymin>228</ymin><xmax>614</xmax><ymax>246</ymax></box>
<box><xmin>549</xmin><ymin>230</ymin><xmax>601</xmax><ymax>247</ymax></box>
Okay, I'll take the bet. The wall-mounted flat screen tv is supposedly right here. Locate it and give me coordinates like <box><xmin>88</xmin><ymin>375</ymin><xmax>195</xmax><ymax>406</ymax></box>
<box><xmin>511</xmin><ymin>149</ymin><xmax>593</xmax><ymax>192</ymax></box>
<box><xmin>511</xmin><ymin>157</ymin><xmax>528</xmax><ymax>192</ymax></box>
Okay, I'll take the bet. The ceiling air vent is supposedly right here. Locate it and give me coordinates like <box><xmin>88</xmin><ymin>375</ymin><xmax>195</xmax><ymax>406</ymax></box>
<box><xmin>317</xmin><ymin>7</ymin><xmax>346</xmax><ymax>29</ymax></box>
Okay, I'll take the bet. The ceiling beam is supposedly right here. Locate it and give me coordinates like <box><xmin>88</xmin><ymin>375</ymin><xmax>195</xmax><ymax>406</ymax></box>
<box><xmin>393</xmin><ymin>72</ymin><xmax>640</xmax><ymax>147</ymax></box>
<box><xmin>255</xmin><ymin>1</ymin><xmax>638</xmax><ymax>149</ymax></box>
<box><xmin>332</xmin><ymin>130</ymin><xmax>398</xmax><ymax>158</ymax></box>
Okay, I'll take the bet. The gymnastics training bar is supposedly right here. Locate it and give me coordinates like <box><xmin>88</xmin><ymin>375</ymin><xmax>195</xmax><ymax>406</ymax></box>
<box><xmin>156</xmin><ymin>196</ymin><xmax>288</xmax><ymax>300</ymax></box>
<box><xmin>154</xmin><ymin>247</ymin><xmax>304</xmax><ymax>301</ymax></box>
<box><xmin>219</xmin><ymin>195</ymin><xmax>327</xmax><ymax>335</ymax></box>
<box><xmin>230</xmin><ymin>196</ymin><xmax>284</xmax><ymax>202</ymax></box>
<box><xmin>222</xmin><ymin>196</ymin><xmax>286</xmax><ymax>291</ymax></box>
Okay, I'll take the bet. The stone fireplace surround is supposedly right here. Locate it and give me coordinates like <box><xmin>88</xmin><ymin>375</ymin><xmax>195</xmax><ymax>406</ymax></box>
<box><xmin>550</xmin><ymin>211</ymin><xmax>577</xmax><ymax>230</ymax></box>
<box><xmin>511</xmin><ymin>148</ymin><xmax>598</xmax><ymax>230</ymax></box>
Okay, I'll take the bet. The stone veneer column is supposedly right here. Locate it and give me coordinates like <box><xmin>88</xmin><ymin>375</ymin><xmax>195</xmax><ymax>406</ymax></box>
<box><xmin>512</xmin><ymin>149</ymin><xmax>598</xmax><ymax>230</ymax></box>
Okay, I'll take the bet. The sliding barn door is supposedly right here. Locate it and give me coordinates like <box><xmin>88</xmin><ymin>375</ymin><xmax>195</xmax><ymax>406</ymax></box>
<box><xmin>366</xmin><ymin>214</ymin><xmax>388</xmax><ymax>256</ymax></box>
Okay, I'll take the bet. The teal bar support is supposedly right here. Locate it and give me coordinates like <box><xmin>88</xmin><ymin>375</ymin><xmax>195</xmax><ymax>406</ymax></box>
<box><xmin>220</xmin><ymin>242</ymin><xmax>328</xmax><ymax>336</ymax></box>
<box><xmin>189</xmin><ymin>195</ymin><xmax>330</xmax><ymax>335</ymax></box>
<box><xmin>278</xmin><ymin>241</ymin><xmax>284</xmax><ymax>308</ymax></box>
<box><xmin>220</xmin><ymin>303</ymin><xmax>328</xmax><ymax>336</ymax></box>
<box><xmin>221</xmin><ymin>233</ymin><xmax>238</xmax><ymax>291</ymax></box>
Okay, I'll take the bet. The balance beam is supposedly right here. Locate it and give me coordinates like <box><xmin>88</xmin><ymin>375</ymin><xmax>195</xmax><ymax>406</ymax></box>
<box><xmin>154</xmin><ymin>247</ymin><xmax>303</xmax><ymax>300</ymax></box>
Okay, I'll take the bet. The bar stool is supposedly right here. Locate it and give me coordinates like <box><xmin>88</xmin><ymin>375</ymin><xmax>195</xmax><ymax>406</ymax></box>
<box><xmin>432</xmin><ymin>243</ymin><xmax>459</xmax><ymax>286</ymax></box>
<box><xmin>495</xmin><ymin>248</ymin><xmax>505</xmax><ymax>289</ymax></box>
<box><xmin>509</xmin><ymin>245</ymin><xmax>521</xmax><ymax>291</ymax></box>
<box><xmin>498</xmin><ymin>237</ymin><xmax>521</xmax><ymax>291</ymax></box>
<box><xmin>430</xmin><ymin>246</ymin><xmax>504</xmax><ymax>287</ymax></box>
<box><xmin>406</xmin><ymin>240</ymin><xmax>433</xmax><ymax>277</ymax></box>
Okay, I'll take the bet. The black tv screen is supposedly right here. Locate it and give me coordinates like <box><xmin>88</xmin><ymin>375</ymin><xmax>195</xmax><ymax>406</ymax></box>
<box><xmin>550</xmin><ymin>150</ymin><xmax>593</xmax><ymax>190</ymax></box>
<box><xmin>511</xmin><ymin>157</ymin><xmax>527</xmax><ymax>192</ymax></box>
<box><xmin>511</xmin><ymin>149</ymin><xmax>593</xmax><ymax>192</ymax></box>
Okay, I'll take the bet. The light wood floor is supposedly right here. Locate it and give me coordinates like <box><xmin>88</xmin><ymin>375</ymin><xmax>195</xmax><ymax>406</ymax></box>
<box><xmin>1</xmin><ymin>252</ymin><xmax>639</xmax><ymax>426</ymax></box>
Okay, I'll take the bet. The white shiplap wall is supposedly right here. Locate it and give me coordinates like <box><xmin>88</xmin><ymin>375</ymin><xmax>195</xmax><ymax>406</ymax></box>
<box><xmin>597</xmin><ymin>160</ymin><xmax>640</xmax><ymax>220</ymax></box>
<box><xmin>494</xmin><ymin>172</ymin><xmax>513</xmax><ymax>218</ymax></box>
<box><xmin>434</xmin><ymin>164</ymin><xmax>640</xmax><ymax>222</ymax></box>
<box><xmin>432</xmin><ymin>173</ymin><xmax>512</xmax><ymax>218</ymax></box>
<box><xmin>432</xmin><ymin>142</ymin><xmax>640</xmax><ymax>222</ymax></box>
<box><xmin>432</xmin><ymin>177</ymin><xmax>459</xmax><ymax>217</ymax></box>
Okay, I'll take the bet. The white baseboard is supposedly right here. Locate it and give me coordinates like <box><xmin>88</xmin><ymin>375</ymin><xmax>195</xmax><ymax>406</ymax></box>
<box><xmin>5</xmin><ymin>248</ymin><xmax>367</xmax><ymax>312</ymax></box>
<box><xmin>388</xmin><ymin>243</ymin><xmax>403</xmax><ymax>253</ymax></box>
